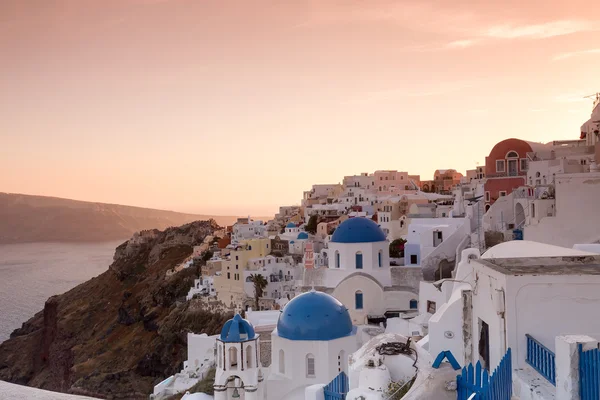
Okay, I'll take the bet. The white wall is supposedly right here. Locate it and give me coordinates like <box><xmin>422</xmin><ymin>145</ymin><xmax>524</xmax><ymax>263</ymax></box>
<box><xmin>524</xmin><ymin>172</ymin><xmax>600</xmax><ymax>247</ymax></box>
<box><xmin>268</xmin><ymin>333</ymin><xmax>358</xmax><ymax>400</ymax></box>
<box><xmin>328</xmin><ymin>241</ymin><xmax>390</xmax><ymax>274</ymax></box>
<box><xmin>187</xmin><ymin>334</ymin><xmax>217</xmax><ymax>372</ymax></box>
<box><xmin>333</xmin><ymin>275</ymin><xmax>385</xmax><ymax>325</ymax></box>
<box><xmin>505</xmin><ymin>274</ymin><xmax>600</xmax><ymax>369</ymax></box>
<box><xmin>483</xmin><ymin>193</ymin><xmax>515</xmax><ymax>232</ymax></box>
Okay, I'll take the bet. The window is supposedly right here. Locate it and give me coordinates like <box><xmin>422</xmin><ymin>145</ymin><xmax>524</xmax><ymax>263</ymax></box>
<box><xmin>236</xmin><ymin>264</ymin><xmax>238</xmax><ymax>269</ymax></box>
<box><xmin>236</xmin><ymin>256</ymin><xmax>239</xmax><ymax>260</ymax></box>
<box><xmin>306</xmin><ymin>354</ymin><xmax>316</xmax><ymax>377</ymax></box>
<box><xmin>229</xmin><ymin>346</ymin><xmax>238</xmax><ymax>368</ymax></box>
<box><xmin>378</xmin><ymin>251</ymin><xmax>382</xmax><ymax>267</ymax></box>
<box><xmin>520</xmin><ymin>158</ymin><xmax>527</xmax><ymax>171</ymax></box>
<box><xmin>355</xmin><ymin>252</ymin><xmax>363</xmax><ymax>269</ymax></box>
<box><xmin>279</xmin><ymin>349</ymin><xmax>285</xmax><ymax>374</ymax></box>
<box><xmin>248</xmin><ymin>245</ymin><xmax>252</xmax><ymax>250</ymax></box>
<box><xmin>496</xmin><ymin>160</ymin><xmax>505</xmax><ymax>173</ymax></box>
<box><xmin>427</xmin><ymin>301</ymin><xmax>437</xmax><ymax>314</ymax></box>
<box><xmin>227</xmin><ymin>272</ymin><xmax>231</xmax><ymax>279</ymax></box>
<box><xmin>409</xmin><ymin>299</ymin><xmax>418</xmax><ymax>309</ymax></box>
<box><xmin>355</xmin><ymin>291</ymin><xmax>364</xmax><ymax>310</ymax></box>
<box><xmin>485</xmin><ymin>191</ymin><xmax>490</xmax><ymax>202</ymax></box>
<box><xmin>499</xmin><ymin>191</ymin><xmax>507</xmax><ymax>197</ymax></box>
<box><xmin>218</xmin><ymin>344</ymin><xmax>222</xmax><ymax>368</ymax></box>
<box><xmin>246</xmin><ymin>345</ymin><xmax>253</xmax><ymax>368</ymax></box>
<box><xmin>506</xmin><ymin>151</ymin><xmax>519</xmax><ymax>158</ymax></box>
<box><xmin>410</xmin><ymin>254</ymin><xmax>418</xmax><ymax>265</ymax></box>
<box><xmin>335</xmin><ymin>251</ymin><xmax>340</xmax><ymax>268</ymax></box>
<box><xmin>531</xmin><ymin>203</ymin><xmax>536</xmax><ymax>218</ymax></box>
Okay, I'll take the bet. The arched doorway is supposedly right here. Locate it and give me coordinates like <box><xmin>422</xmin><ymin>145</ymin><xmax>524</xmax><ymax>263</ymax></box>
<box><xmin>515</xmin><ymin>203</ymin><xmax>525</xmax><ymax>228</ymax></box>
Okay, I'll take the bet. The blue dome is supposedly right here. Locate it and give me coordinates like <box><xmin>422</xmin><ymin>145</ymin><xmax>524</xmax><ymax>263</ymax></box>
<box><xmin>286</xmin><ymin>222</ymin><xmax>296</xmax><ymax>228</ymax></box>
<box><xmin>331</xmin><ymin>217</ymin><xmax>386</xmax><ymax>243</ymax></box>
<box><xmin>297</xmin><ymin>232</ymin><xmax>309</xmax><ymax>240</ymax></box>
<box><xmin>220</xmin><ymin>314</ymin><xmax>256</xmax><ymax>342</ymax></box>
<box><xmin>276</xmin><ymin>291</ymin><xmax>354</xmax><ymax>341</ymax></box>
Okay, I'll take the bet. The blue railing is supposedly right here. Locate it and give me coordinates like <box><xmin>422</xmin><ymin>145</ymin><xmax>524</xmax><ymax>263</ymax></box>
<box><xmin>579</xmin><ymin>344</ymin><xmax>600</xmax><ymax>400</ymax></box>
<box><xmin>457</xmin><ymin>348</ymin><xmax>512</xmax><ymax>400</ymax></box>
<box><xmin>525</xmin><ymin>334</ymin><xmax>556</xmax><ymax>385</ymax></box>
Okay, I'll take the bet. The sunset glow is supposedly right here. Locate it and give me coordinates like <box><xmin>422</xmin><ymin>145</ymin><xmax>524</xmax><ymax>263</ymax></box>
<box><xmin>1</xmin><ymin>0</ymin><xmax>598</xmax><ymax>215</ymax></box>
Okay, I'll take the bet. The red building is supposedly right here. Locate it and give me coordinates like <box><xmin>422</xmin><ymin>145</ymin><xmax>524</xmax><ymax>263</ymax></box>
<box><xmin>483</xmin><ymin>138</ymin><xmax>549</xmax><ymax>210</ymax></box>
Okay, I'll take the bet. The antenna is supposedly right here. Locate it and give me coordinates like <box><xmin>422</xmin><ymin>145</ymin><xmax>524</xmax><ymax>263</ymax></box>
<box><xmin>584</xmin><ymin>92</ymin><xmax>600</xmax><ymax>107</ymax></box>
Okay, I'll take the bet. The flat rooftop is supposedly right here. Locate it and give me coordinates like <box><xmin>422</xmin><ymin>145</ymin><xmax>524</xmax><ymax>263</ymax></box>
<box><xmin>479</xmin><ymin>255</ymin><xmax>600</xmax><ymax>276</ymax></box>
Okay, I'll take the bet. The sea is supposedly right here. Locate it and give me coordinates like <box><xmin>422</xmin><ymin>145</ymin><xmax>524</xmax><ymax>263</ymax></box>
<box><xmin>0</xmin><ymin>241</ymin><xmax>122</xmax><ymax>343</ymax></box>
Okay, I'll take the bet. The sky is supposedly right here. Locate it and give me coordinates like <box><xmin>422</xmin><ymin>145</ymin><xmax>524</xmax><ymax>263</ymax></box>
<box><xmin>1</xmin><ymin>0</ymin><xmax>599</xmax><ymax>216</ymax></box>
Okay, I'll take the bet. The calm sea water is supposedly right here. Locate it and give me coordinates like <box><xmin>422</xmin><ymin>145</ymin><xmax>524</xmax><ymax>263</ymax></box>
<box><xmin>0</xmin><ymin>241</ymin><xmax>121</xmax><ymax>342</ymax></box>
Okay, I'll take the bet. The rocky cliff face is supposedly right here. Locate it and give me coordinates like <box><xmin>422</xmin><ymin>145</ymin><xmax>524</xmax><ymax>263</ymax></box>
<box><xmin>0</xmin><ymin>220</ymin><xmax>232</xmax><ymax>399</ymax></box>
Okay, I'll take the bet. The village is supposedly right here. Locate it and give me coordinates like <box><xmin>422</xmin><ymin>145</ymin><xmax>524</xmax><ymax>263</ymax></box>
<box><xmin>151</xmin><ymin>95</ymin><xmax>600</xmax><ymax>400</ymax></box>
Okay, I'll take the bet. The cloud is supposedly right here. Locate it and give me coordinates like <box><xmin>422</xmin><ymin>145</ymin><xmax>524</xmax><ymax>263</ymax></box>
<box><xmin>446</xmin><ymin>39</ymin><xmax>480</xmax><ymax>49</ymax></box>
<box><xmin>443</xmin><ymin>20</ymin><xmax>600</xmax><ymax>50</ymax></box>
<box><xmin>553</xmin><ymin>48</ymin><xmax>600</xmax><ymax>61</ymax></box>
<box><xmin>485</xmin><ymin>20</ymin><xmax>598</xmax><ymax>39</ymax></box>
<box><xmin>346</xmin><ymin>81</ymin><xmax>476</xmax><ymax>105</ymax></box>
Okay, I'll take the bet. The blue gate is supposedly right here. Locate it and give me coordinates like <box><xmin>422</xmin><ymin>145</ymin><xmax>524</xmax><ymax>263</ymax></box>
<box><xmin>457</xmin><ymin>348</ymin><xmax>512</xmax><ymax>400</ymax></box>
<box><xmin>579</xmin><ymin>344</ymin><xmax>600</xmax><ymax>400</ymax></box>
<box><xmin>324</xmin><ymin>371</ymin><xmax>349</xmax><ymax>400</ymax></box>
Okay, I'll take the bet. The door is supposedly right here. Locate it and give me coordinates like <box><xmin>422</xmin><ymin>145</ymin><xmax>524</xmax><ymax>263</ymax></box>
<box><xmin>478</xmin><ymin>319</ymin><xmax>490</xmax><ymax>370</ymax></box>
<box><xmin>433</xmin><ymin>230</ymin><xmax>443</xmax><ymax>247</ymax></box>
<box><xmin>508</xmin><ymin>159</ymin><xmax>518</xmax><ymax>176</ymax></box>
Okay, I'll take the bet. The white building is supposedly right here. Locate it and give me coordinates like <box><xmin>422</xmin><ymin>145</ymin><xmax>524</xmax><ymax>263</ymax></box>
<box><xmin>232</xmin><ymin>220</ymin><xmax>267</xmax><ymax>244</ymax></box>
<box><xmin>152</xmin><ymin>333</ymin><xmax>218</xmax><ymax>399</ymax></box>
<box><xmin>403</xmin><ymin>217</ymin><xmax>471</xmax><ymax>282</ymax></box>
<box><xmin>243</xmin><ymin>255</ymin><xmax>301</xmax><ymax>302</ymax></box>
<box><xmin>187</xmin><ymin>276</ymin><xmax>216</xmax><ymax>300</ymax></box>
<box><xmin>267</xmin><ymin>290</ymin><xmax>359</xmax><ymax>400</ymax></box>
<box><xmin>423</xmin><ymin>241</ymin><xmax>600</xmax><ymax>399</ymax></box>
<box><xmin>305</xmin><ymin>217</ymin><xmax>420</xmax><ymax>325</ymax></box>
<box><xmin>214</xmin><ymin>315</ymin><xmax>264</xmax><ymax>400</ymax></box>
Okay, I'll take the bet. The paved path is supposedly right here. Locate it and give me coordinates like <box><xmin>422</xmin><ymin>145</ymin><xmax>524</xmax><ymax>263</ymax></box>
<box><xmin>0</xmin><ymin>381</ymin><xmax>101</xmax><ymax>400</ymax></box>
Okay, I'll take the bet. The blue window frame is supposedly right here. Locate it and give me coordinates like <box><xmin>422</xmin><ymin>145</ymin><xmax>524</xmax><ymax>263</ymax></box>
<box><xmin>355</xmin><ymin>291</ymin><xmax>363</xmax><ymax>310</ymax></box>
<box><xmin>410</xmin><ymin>299</ymin><xmax>418</xmax><ymax>309</ymax></box>
<box><xmin>378</xmin><ymin>251</ymin><xmax>382</xmax><ymax>267</ymax></box>
<box><xmin>336</xmin><ymin>252</ymin><xmax>340</xmax><ymax>268</ymax></box>
<box><xmin>356</xmin><ymin>253</ymin><xmax>363</xmax><ymax>269</ymax></box>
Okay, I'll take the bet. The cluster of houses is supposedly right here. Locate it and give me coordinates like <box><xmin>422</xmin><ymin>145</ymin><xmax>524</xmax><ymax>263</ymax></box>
<box><xmin>152</xmin><ymin>95</ymin><xmax>600</xmax><ymax>400</ymax></box>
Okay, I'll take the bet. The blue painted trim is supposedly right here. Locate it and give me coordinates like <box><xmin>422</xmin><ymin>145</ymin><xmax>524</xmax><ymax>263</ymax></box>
<box><xmin>432</xmin><ymin>350</ymin><xmax>461</xmax><ymax>370</ymax></box>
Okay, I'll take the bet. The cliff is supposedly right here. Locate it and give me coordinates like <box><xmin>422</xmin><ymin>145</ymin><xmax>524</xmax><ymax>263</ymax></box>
<box><xmin>0</xmin><ymin>193</ymin><xmax>241</xmax><ymax>244</ymax></box>
<box><xmin>0</xmin><ymin>220</ymin><xmax>232</xmax><ymax>399</ymax></box>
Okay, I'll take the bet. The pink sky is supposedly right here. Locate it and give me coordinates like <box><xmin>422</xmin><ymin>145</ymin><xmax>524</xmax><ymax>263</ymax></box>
<box><xmin>1</xmin><ymin>0</ymin><xmax>599</xmax><ymax>216</ymax></box>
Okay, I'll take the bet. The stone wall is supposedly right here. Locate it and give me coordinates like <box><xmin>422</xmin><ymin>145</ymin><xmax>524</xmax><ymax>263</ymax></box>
<box><xmin>259</xmin><ymin>339</ymin><xmax>272</xmax><ymax>367</ymax></box>
<box><xmin>390</xmin><ymin>266</ymin><xmax>422</xmax><ymax>291</ymax></box>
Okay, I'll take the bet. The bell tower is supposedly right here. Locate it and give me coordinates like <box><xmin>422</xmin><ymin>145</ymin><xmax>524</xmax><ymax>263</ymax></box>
<box><xmin>214</xmin><ymin>314</ymin><xmax>263</xmax><ymax>400</ymax></box>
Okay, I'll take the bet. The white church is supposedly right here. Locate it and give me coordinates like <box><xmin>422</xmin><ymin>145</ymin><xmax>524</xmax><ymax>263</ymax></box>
<box><xmin>304</xmin><ymin>217</ymin><xmax>419</xmax><ymax>325</ymax></box>
<box><xmin>212</xmin><ymin>290</ymin><xmax>360</xmax><ymax>400</ymax></box>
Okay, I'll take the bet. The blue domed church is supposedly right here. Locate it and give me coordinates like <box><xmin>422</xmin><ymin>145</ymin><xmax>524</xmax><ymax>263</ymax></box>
<box><xmin>306</xmin><ymin>217</ymin><xmax>419</xmax><ymax>325</ymax></box>
<box><xmin>214</xmin><ymin>314</ymin><xmax>264</xmax><ymax>400</ymax></box>
<box><xmin>213</xmin><ymin>292</ymin><xmax>358</xmax><ymax>400</ymax></box>
<box><xmin>267</xmin><ymin>290</ymin><xmax>358</xmax><ymax>400</ymax></box>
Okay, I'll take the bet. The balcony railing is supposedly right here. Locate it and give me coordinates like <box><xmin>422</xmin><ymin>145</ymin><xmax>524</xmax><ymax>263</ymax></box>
<box><xmin>486</xmin><ymin>171</ymin><xmax>526</xmax><ymax>179</ymax></box>
<box><xmin>526</xmin><ymin>334</ymin><xmax>556</xmax><ymax>385</ymax></box>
